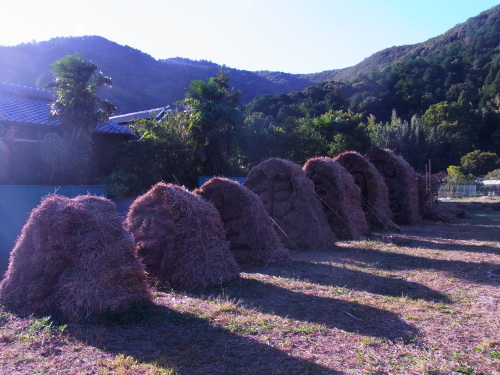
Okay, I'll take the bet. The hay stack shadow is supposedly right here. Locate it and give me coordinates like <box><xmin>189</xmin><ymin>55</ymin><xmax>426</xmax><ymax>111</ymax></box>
<box><xmin>254</xmin><ymin>257</ymin><xmax>452</xmax><ymax>303</ymax></box>
<box><xmin>215</xmin><ymin>277</ymin><xmax>419</xmax><ymax>342</ymax></box>
<box><xmin>0</xmin><ymin>195</ymin><xmax>151</xmax><ymax>322</ymax></box>
<box><xmin>244</xmin><ymin>158</ymin><xmax>336</xmax><ymax>251</ymax></box>
<box><xmin>304</xmin><ymin>157</ymin><xmax>368</xmax><ymax>240</ymax></box>
<box><xmin>70</xmin><ymin>302</ymin><xmax>343</xmax><ymax>375</ymax></box>
<box><xmin>125</xmin><ymin>182</ymin><xmax>240</xmax><ymax>290</ymax></box>
<box><xmin>195</xmin><ymin>177</ymin><xmax>288</xmax><ymax>267</ymax></box>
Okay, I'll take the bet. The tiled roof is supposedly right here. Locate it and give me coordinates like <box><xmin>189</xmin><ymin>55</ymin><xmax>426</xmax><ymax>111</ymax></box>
<box><xmin>0</xmin><ymin>82</ymin><xmax>135</xmax><ymax>136</ymax></box>
<box><xmin>97</xmin><ymin>120</ymin><xmax>136</xmax><ymax>134</ymax></box>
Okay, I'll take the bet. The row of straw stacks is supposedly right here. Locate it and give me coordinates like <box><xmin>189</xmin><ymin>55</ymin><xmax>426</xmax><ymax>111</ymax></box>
<box><xmin>0</xmin><ymin>147</ymin><xmax>455</xmax><ymax>321</ymax></box>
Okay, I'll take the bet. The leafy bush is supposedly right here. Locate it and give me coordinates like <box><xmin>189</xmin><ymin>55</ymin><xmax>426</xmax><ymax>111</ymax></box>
<box><xmin>97</xmin><ymin>171</ymin><xmax>141</xmax><ymax>198</ymax></box>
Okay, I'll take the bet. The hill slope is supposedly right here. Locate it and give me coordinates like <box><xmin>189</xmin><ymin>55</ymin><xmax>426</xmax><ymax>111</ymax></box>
<box><xmin>305</xmin><ymin>4</ymin><xmax>500</xmax><ymax>83</ymax></box>
<box><xmin>0</xmin><ymin>5</ymin><xmax>498</xmax><ymax>114</ymax></box>
<box><xmin>0</xmin><ymin>36</ymin><xmax>315</xmax><ymax>114</ymax></box>
<box><xmin>252</xmin><ymin>4</ymin><xmax>500</xmax><ymax>123</ymax></box>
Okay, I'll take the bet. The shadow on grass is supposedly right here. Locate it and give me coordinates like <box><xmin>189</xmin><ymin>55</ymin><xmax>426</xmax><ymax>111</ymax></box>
<box><xmin>370</xmin><ymin>210</ymin><xmax>500</xmax><ymax>255</ymax></box>
<box><xmin>335</xmin><ymin>246</ymin><xmax>500</xmax><ymax>286</ymax></box>
<box><xmin>372</xmin><ymin>234</ymin><xmax>500</xmax><ymax>255</ymax></box>
<box><xmin>249</xmin><ymin>259</ymin><xmax>451</xmax><ymax>303</ymax></box>
<box><xmin>70</xmin><ymin>302</ymin><xmax>342</xmax><ymax>375</ymax></box>
<box><xmin>369</xmin><ymin>234</ymin><xmax>500</xmax><ymax>255</ymax></box>
<box><xmin>209</xmin><ymin>278</ymin><xmax>419</xmax><ymax>342</ymax></box>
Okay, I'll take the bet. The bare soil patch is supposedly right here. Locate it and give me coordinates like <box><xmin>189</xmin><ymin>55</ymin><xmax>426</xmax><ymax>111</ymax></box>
<box><xmin>0</xmin><ymin>204</ymin><xmax>499</xmax><ymax>374</ymax></box>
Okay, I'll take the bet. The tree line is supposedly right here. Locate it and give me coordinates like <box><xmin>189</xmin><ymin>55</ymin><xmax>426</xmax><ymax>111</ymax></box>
<box><xmin>5</xmin><ymin>52</ymin><xmax>499</xmax><ymax>195</ymax></box>
<box><xmin>104</xmin><ymin>67</ymin><xmax>499</xmax><ymax>196</ymax></box>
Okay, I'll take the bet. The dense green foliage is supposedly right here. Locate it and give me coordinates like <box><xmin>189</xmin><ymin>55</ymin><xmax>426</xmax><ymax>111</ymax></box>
<box><xmin>180</xmin><ymin>71</ymin><xmax>244</xmax><ymax>175</ymax></box>
<box><xmin>460</xmin><ymin>150</ymin><xmax>499</xmax><ymax>177</ymax></box>
<box><xmin>484</xmin><ymin>168</ymin><xmax>500</xmax><ymax>179</ymax></box>
<box><xmin>49</xmin><ymin>54</ymin><xmax>115</xmax><ymax>142</ymax></box>
<box><xmin>241</xmin><ymin>5</ymin><xmax>500</xmax><ymax>172</ymax></box>
<box><xmin>106</xmin><ymin>112</ymin><xmax>198</xmax><ymax>195</ymax></box>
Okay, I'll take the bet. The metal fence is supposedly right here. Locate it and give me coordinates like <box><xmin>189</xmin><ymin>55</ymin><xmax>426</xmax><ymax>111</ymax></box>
<box><xmin>438</xmin><ymin>183</ymin><xmax>477</xmax><ymax>197</ymax></box>
<box><xmin>0</xmin><ymin>185</ymin><xmax>106</xmax><ymax>270</ymax></box>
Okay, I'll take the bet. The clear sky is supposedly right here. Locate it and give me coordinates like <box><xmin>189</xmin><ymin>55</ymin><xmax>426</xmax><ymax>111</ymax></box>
<box><xmin>0</xmin><ymin>0</ymin><xmax>498</xmax><ymax>74</ymax></box>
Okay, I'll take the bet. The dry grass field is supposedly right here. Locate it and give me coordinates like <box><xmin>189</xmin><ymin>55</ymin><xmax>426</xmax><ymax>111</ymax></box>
<box><xmin>0</xmin><ymin>202</ymin><xmax>499</xmax><ymax>374</ymax></box>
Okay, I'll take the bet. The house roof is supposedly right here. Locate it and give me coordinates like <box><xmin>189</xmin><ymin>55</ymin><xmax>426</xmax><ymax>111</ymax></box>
<box><xmin>0</xmin><ymin>82</ymin><xmax>135</xmax><ymax>136</ymax></box>
<box><xmin>482</xmin><ymin>180</ymin><xmax>500</xmax><ymax>185</ymax></box>
<box><xmin>111</xmin><ymin>106</ymin><xmax>171</xmax><ymax>125</ymax></box>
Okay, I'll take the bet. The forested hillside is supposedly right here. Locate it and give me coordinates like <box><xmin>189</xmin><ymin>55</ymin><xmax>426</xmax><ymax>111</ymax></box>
<box><xmin>253</xmin><ymin>4</ymin><xmax>500</xmax><ymax>120</ymax></box>
<box><xmin>1</xmin><ymin>5</ymin><xmax>498</xmax><ymax>119</ymax></box>
<box><xmin>1</xmin><ymin>5</ymin><xmax>499</xmax><ymax>190</ymax></box>
<box><xmin>244</xmin><ymin>5</ymin><xmax>500</xmax><ymax>171</ymax></box>
<box><xmin>305</xmin><ymin>4</ymin><xmax>500</xmax><ymax>84</ymax></box>
<box><xmin>0</xmin><ymin>36</ymin><xmax>315</xmax><ymax>114</ymax></box>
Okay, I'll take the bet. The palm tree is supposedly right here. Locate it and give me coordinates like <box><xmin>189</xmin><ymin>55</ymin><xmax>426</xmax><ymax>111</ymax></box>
<box><xmin>48</xmin><ymin>54</ymin><xmax>115</xmax><ymax>183</ymax></box>
<box><xmin>49</xmin><ymin>53</ymin><xmax>115</xmax><ymax>144</ymax></box>
<box><xmin>181</xmin><ymin>71</ymin><xmax>243</xmax><ymax>175</ymax></box>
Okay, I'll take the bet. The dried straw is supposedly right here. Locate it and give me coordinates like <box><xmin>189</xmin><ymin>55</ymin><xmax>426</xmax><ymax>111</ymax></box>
<box><xmin>334</xmin><ymin>151</ymin><xmax>393</xmax><ymax>229</ymax></box>
<box><xmin>417</xmin><ymin>172</ymin><xmax>459</xmax><ymax>221</ymax></box>
<box><xmin>125</xmin><ymin>182</ymin><xmax>240</xmax><ymax>290</ymax></box>
<box><xmin>195</xmin><ymin>177</ymin><xmax>288</xmax><ymax>267</ymax></box>
<box><xmin>0</xmin><ymin>195</ymin><xmax>151</xmax><ymax>322</ymax></box>
<box><xmin>244</xmin><ymin>158</ymin><xmax>336</xmax><ymax>250</ymax></box>
<box><xmin>365</xmin><ymin>147</ymin><xmax>421</xmax><ymax>225</ymax></box>
<box><xmin>304</xmin><ymin>157</ymin><xmax>368</xmax><ymax>240</ymax></box>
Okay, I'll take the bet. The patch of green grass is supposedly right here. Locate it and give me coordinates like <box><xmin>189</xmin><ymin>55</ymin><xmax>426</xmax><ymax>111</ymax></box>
<box><xmin>439</xmin><ymin>308</ymin><xmax>453</xmax><ymax>314</ymax></box>
<box><xmin>355</xmin><ymin>349</ymin><xmax>377</xmax><ymax>365</ymax></box>
<box><xmin>452</xmin><ymin>351</ymin><xmax>462</xmax><ymax>359</ymax></box>
<box><xmin>255</xmin><ymin>319</ymin><xmax>277</xmax><ymax>332</ymax></box>
<box><xmin>210</xmin><ymin>297</ymin><xmax>241</xmax><ymax>313</ymax></box>
<box><xmin>0</xmin><ymin>308</ymin><xmax>11</xmax><ymax>325</ymax></box>
<box><xmin>97</xmin><ymin>354</ymin><xmax>178</xmax><ymax>375</ymax></box>
<box><xmin>329</xmin><ymin>285</ymin><xmax>349</xmax><ymax>295</ymax></box>
<box><xmin>398</xmin><ymin>352</ymin><xmax>417</xmax><ymax>363</ymax></box>
<box><xmin>27</xmin><ymin>316</ymin><xmax>67</xmax><ymax>336</ymax></box>
<box><xmin>482</xmin><ymin>241</ymin><xmax>498</xmax><ymax>247</ymax></box>
<box><xmin>226</xmin><ymin>320</ymin><xmax>246</xmax><ymax>333</ymax></box>
<box><xmin>453</xmin><ymin>362</ymin><xmax>476</xmax><ymax>374</ymax></box>
<box><xmin>361</xmin><ymin>337</ymin><xmax>379</xmax><ymax>346</ymax></box>
<box><xmin>284</xmin><ymin>325</ymin><xmax>317</xmax><ymax>335</ymax></box>
<box><xmin>490</xmin><ymin>350</ymin><xmax>500</xmax><ymax>359</ymax></box>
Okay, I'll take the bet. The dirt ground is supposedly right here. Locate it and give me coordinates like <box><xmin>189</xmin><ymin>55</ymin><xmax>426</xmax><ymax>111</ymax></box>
<box><xmin>0</xmin><ymin>201</ymin><xmax>499</xmax><ymax>374</ymax></box>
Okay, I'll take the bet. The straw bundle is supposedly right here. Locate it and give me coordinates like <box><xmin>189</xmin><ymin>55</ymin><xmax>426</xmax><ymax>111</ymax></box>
<box><xmin>365</xmin><ymin>147</ymin><xmax>421</xmax><ymax>225</ymax></box>
<box><xmin>334</xmin><ymin>151</ymin><xmax>393</xmax><ymax>229</ymax></box>
<box><xmin>244</xmin><ymin>158</ymin><xmax>336</xmax><ymax>250</ymax></box>
<box><xmin>304</xmin><ymin>157</ymin><xmax>368</xmax><ymax>240</ymax></box>
<box><xmin>125</xmin><ymin>182</ymin><xmax>240</xmax><ymax>290</ymax></box>
<box><xmin>195</xmin><ymin>177</ymin><xmax>288</xmax><ymax>267</ymax></box>
<box><xmin>0</xmin><ymin>195</ymin><xmax>151</xmax><ymax>322</ymax></box>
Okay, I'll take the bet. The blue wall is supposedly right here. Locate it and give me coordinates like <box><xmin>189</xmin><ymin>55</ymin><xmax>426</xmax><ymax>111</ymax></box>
<box><xmin>0</xmin><ymin>185</ymin><xmax>106</xmax><ymax>272</ymax></box>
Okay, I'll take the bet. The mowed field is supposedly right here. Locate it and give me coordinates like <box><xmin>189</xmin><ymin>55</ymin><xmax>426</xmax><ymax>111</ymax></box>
<box><xmin>0</xmin><ymin>202</ymin><xmax>499</xmax><ymax>375</ymax></box>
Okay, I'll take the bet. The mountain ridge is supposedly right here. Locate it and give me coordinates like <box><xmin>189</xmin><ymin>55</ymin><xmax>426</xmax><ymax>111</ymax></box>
<box><xmin>306</xmin><ymin>4</ymin><xmax>500</xmax><ymax>82</ymax></box>
<box><xmin>0</xmin><ymin>4</ymin><xmax>498</xmax><ymax>114</ymax></box>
